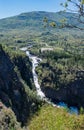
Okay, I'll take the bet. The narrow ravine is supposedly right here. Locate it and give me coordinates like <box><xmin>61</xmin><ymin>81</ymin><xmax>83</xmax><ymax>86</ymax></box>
<box><xmin>20</xmin><ymin>47</ymin><xmax>78</xmax><ymax>114</ymax></box>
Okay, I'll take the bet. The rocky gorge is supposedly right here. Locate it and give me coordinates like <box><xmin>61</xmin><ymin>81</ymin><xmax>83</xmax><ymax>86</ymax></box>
<box><xmin>0</xmin><ymin>45</ymin><xmax>41</xmax><ymax>126</ymax></box>
<box><xmin>22</xmin><ymin>47</ymin><xmax>83</xmax><ymax>112</ymax></box>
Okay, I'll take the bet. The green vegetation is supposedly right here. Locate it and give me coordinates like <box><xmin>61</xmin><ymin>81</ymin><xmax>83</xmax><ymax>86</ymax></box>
<box><xmin>0</xmin><ymin>12</ymin><xmax>84</xmax><ymax>51</ymax></box>
<box><xmin>35</xmin><ymin>47</ymin><xmax>84</xmax><ymax>108</ymax></box>
<box><xmin>0</xmin><ymin>11</ymin><xmax>84</xmax><ymax>129</ymax></box>
<box><xmin>0</xmin><ymin>104</ymin><xmax>23</xmax><ymax>130</ymax></box>
<box><xmin>29</xmin><ymin>104</ymin><xmax>84</xmax><ymax>130</ymax></box>
<box><xmin>36</xmin><ymin>49</ymin><xmax>84</xmax><ymax>89</ymax></box>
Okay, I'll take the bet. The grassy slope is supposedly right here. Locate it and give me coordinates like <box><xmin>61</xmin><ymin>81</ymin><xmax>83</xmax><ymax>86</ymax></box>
<box><xmin>29</xmin><ymin>105</ymin><xmax>84</xmax><ymax>130</ymax></box>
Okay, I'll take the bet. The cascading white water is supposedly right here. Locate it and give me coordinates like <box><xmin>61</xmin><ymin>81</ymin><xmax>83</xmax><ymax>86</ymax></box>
<box><xmin>26</xmin><ymin>51</ymin><xmax>45</xmax><ymax>99</ymax></box>
<box><xmin>26</xmin><ymin>51</ymin><xmax>58</xmax><ymax>107</ymax></box>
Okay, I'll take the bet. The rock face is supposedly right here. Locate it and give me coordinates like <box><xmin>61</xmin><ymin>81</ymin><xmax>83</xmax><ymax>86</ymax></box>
<box><xmin>41</xmin><ymin>73</ymin><xmax>84</xmax><ymax>108</ymax></box>
<box><xmin>13</xmin><ymin>54</ymin><xmax>33</xmax><ymax>89</ymax></box>
<box><xmin>0</xmin><ymin>45</ymin><xmax>33</xmax><ymax>125</ymax></box>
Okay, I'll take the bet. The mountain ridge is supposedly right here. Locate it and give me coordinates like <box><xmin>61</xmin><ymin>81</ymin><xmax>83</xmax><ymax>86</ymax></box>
<box><xmin>0</xmin><ymin>11</ymin><xmax>82</xmax><ymax>31</ymax></box>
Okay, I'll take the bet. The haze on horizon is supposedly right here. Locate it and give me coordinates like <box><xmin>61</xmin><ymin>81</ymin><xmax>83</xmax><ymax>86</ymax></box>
<box><xmin>0</xmin><ymin>0</ymin><xmax>66</xmax><ymax>19</ymax></box>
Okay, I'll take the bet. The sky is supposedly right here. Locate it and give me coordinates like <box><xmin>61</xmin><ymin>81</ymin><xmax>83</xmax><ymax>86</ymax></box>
<box><xmin>0</xmin><ymin>0</ymin><xmax>66</xmax><ymax>19</ymax></box>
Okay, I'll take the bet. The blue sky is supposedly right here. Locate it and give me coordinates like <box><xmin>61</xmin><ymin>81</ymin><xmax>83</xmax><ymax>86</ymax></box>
<box><xmin>0</xmin><ymin>0</ymin><xmax>66</xmax><ymax>19</ymax></box>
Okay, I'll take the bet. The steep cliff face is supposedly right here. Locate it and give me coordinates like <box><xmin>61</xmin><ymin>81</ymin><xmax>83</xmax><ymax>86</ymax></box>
<box><xmin>0</xmin><ymin>46</ymin><xmax>28</xmax><ymax>124</ymax></box>
<box><xmin>0</xmin><ymin>45</ymin><xmax>39</xmax><ymax>125</ymax></box>
<box><xmin>13</xmin><ymin>54</ymin><xmax>34</xmax><ymax>89</ymax></box>
<box><xmin>41</xmin><ymin>71</ymin><xmax>84</xmax><ymax>108</ymax></box>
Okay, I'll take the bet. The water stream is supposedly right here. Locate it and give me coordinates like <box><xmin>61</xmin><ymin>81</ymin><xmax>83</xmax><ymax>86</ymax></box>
<box><xmin>26</xmin><ymin>51</ymin><xmax>45</xmax><ymax>99</ymax></box>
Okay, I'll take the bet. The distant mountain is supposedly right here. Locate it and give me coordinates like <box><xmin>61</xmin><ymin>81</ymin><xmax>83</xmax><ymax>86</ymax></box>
<box><xmin>0</xmin><ymin>11</ymin><xmax>83</xmax><ymax>31</ymax></box>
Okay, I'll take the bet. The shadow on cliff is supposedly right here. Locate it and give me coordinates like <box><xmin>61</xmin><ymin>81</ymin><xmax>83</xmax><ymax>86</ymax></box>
<box><xmin>0</xmin><ymin>45</ymin><xmax>40</xmax><ymax>126</ymax></box>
